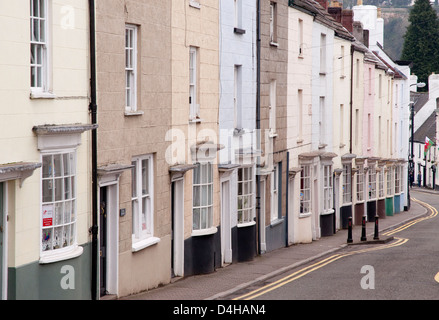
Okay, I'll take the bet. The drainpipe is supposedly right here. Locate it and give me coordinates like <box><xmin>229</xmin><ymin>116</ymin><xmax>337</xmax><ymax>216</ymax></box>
<box><xmin>256</xmin><ymin>0</ymin><xmax>261</xmax><ymax>255</ymax></box>
<box><xmin>89</xmin><ymin>0</ymin><xmax>98</xmax><ymax>301</ymax></box>
<box><xmin>350</xmin><ymin>44</ymin><xmax>354</xmax><ymax>154</ymax></box>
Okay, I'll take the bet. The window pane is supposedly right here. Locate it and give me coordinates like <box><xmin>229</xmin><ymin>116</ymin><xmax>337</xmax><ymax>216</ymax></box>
<box><xmin>193</xmin><ymin>208</ymin><xmax>200</xmax><ymax>230</ymax></box>
<box><xmin>42</xmin><ymin>179</ymin><xmax>53</xmax><ymax>203</ymax></box>
<box><xmin>131</xmin><ymin>162</ymin><xmax>137</xmax><ymax>198</ymax></box>
<box><xmin>42</xmin><ymin>155</ymin><xmax>52</xmax><ymax>178</ymax></box>
<box><xmin>193</xmin><ymin>165</ymin><xmax>200</xmax><ymax>184</ymax></box>
<box><xmin>54</xmin><ymin>202</ymin><xmax>63</xmax><ymax>226</ymax></box>
<box><xmin>142</xmin><ymin>159</ymin><xmax>149</xmax><ymax>195</ymax></box>
<box><xmin>54</xmin><ymin>178</ymin><xmax>63</xmax><ymax>201</ymax></box>
<box><xmin>193</xmin><ymin>186</ymin><xmax>200</xmax><ymax>207</ymax></box>
<box><xmin>53</xmin><ymin>154</ymin><xmax>62</xmax><ymax>177</ymax></box>
<box><xmin>42</xmin><ymin>228</ymin><xmax>52</xmax><ymax>251</ymax></box>
<box><xmin>63</xmin><ymin>225</ymin><xmax>70</xmax><ymax>248</ymax></box>
<box><xmin>142</xmin><ymin>197</ymin><xmax>147</xmax><ymax>231</ymax></box>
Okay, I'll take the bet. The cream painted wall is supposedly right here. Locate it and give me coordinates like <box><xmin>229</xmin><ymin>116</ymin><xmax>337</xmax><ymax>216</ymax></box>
<box><xmin>0</xmin><ymin>0</ymin><xmax>92</xmax><ymax>267</ymax></box>
<box><xmin>171</xmin><ymin>0</ymin><xmax>220</xmax><ymax>240</ymax></box>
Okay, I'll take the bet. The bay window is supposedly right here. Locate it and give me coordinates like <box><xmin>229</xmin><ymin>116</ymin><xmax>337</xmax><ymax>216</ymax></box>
<box><xmin>41</xmin><ymin>151</ymin><xmax>77</xmax><ymax>253</ymax></box>
<box><xmin>193</xmin><ymin>162</ymin><xmax>213</xmax><ymax>231</ymax></box>
<box><xmin>131</xmin><ymin>154</ymin><xmax>156</xmax><ymax>250</ymax></box>
<box><xmin>237</xmin><ymin>166</ymin><xmax>254</xmax><ymax>224</ymax></box>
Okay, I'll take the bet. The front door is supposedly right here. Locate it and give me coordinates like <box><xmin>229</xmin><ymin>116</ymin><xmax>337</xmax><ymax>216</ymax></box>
<box><xmin>221</xmin><ymin>180</ymin><xmax>232</xmax><ymax>265</ymax></box>
<box><xmin>99</xmin><ymin>187</ymin><xmax>107</xmax><ymax>297</ymax></box>
<box><xmin>171</xmin><ymin>179</ymin><xmax>184</xmax><ymax>277</ymax></box>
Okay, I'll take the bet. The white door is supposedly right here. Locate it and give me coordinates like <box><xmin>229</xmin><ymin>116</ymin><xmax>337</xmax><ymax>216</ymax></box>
<box><xmin>221</xmin><ymin>180</ymin><xmax>232</xmax><ymax>265</ymax></box>
<box><xmin>259</xmin><ymin>178</ymin><xmax>266</xmax><ymax>253</ymax></box>
<box><xmin>172</xmin><ymin>179</ymin><xmax>184</xmax><ymax>277</ymax></box>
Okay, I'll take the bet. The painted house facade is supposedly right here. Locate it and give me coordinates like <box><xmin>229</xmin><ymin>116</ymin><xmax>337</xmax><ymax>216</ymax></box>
<box><xmin>95</xmin><ymin>0</ymin><xmax>173</xmax><ymax>298</ymax></box>
<box><xmin>259</xmin><ymin>0</ymin><xmax>289</xmax><ymax>253</ymax></box>
<box><xmin>218</xmin><ymin>0</ymin><xmax>258</xmax><ymax>264</ymax></box>
<box><xmin>0</xmin><ymin>0</ymin><xmax>94</xmax><ymax>299</ymax></box>
<box><xmin>287</xmin><ymin>0</ymin><xmax>315</xmax><ymax>244</ymax></box>
<box><xmin>170</xmin><ymin>0</ymin><xmax>221</xmax><ymax>276</ymax></box>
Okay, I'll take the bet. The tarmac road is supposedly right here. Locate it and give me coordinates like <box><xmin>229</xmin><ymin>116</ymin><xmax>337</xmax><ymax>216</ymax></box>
<box><xmin>230</xmin><ymin>190</ymin><xmax>439</xmax><ymax>300</ymax></box>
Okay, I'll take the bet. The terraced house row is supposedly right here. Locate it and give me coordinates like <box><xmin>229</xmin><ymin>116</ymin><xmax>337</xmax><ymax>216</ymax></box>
<box><xmin>0</xmin><ymin>0</ymin><xmax>417</xmax><ymax>299</ymax></box>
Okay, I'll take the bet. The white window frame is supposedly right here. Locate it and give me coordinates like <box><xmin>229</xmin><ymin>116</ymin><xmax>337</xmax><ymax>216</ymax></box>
<box><xmin>125</xmin><ymin>24</ymin><xmax>138</xmax><ymax>112</ymax></box>
<box><xmin>192</xmin><ymin>162</ymin><xmax>214</xmax><ymax>233</ymax></box>
<box><xmin>271</xmin><ymin>164</ymin><xmax>279</xmax><ymax>222</ymax></box>
<box><xmin>342</xmin><ymin>163</ymin><xmax>352</xmax><ymax>204</ymax></box>
<box><xmin>394</xmin><ymin>165</ymin><xmax>400</xmax><ymax>195</ymax></box>
<box><xmin>320</xmin><ymin>33</ymin><xmax>326</xmax><ymax>74</ymax></box>
<box><xmin>323</xmin><ymin>165</ymin><xmax>333</xmax><ymax>213</ymax></box>
<box><xmin>269</xmin><ymin>2</ymin><xmax>277</xmax><ymax>45</ymax></box>
<box><xmin>356</xmin><ymin>164</ymin><xmax>364</xmax><ymax>202</ymax></box>
<box><xmin>368</xmin><ymin>165</ymin><xmax>377</xmax><ymax>200</ymax></box>
<box><xmin>269</xmin><ymin>79</ymin><xmax>277</xmax><ymax>134</ymax></box>
<box><xmin>40</xmin><ymin>149</ymin><xmax>81</xmax><ymax>263</ymax></box>
<box><xmin>387</xmin><ymin>167</ymin><xmax>394</xmax><ymax>196</ymax></box>
<box><xmin>131</xmin><ymin>154</ymin><xmax>157</xmax><ymax>251</ymax></box>
<box><xmin>234</xmin><ymin>0</ymin><xmax>242</xmax><ymax>29</ymax></box>
<box><xmin>300</xmin><ymin>164</ymin><xmax>311</xmax><ymax>215</ymax></box>
<box><xmin>378</xmin><ymin>168</ymin><xmax>385</xmax><ymax>199</ymax></box>
<box><xmin>237</xmin><ymin>166</ymin><xmax>255</xmax><ymax>225</ymax></box>
<box><xmin>234</xmin><ymin>65</ymin><xmax>242</xmax><ymax>129</ymax></box>
<box><xmin>189</xmin><ymin>46</ymin><xmax>200</xmax><ymax>120</ymax></box>
<box><xmin>30</xmin><ymin>0</ymin><xmax>49</xmax><ymax>93</ymax></box>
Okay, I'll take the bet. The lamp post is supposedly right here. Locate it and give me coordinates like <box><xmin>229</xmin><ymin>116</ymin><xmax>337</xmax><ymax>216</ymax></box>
<box><xmin>407</xmin><ymin>82</ymin><xmax>426</xmax><ymax>210</ymax></box>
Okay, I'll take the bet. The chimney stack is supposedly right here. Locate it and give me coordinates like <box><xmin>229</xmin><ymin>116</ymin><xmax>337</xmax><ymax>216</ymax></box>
<box><xmin>341</xmin><ymin>9</ymin><xmax>353</xmax><ymax>33</ymax></box>
<box><xmin>316</xmin><ymin>0</ymin><xmax>328</xmax><ymax>10</ymax></box>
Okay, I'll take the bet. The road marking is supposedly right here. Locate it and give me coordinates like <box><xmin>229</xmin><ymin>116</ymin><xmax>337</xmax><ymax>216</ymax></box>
<box><xmin>234</xmin><ymin>237</ymin><xmax>409</xmax><ymax>300</ymax></box>
<box><xmin>233</xmin><ymin>197</ymin><xmax>437</xmax><ymax>300</ymax></box>
<box><xmin>383</xmin><ymin>198</ymin><xmax>438</xmax><ymax>236</ymax></box>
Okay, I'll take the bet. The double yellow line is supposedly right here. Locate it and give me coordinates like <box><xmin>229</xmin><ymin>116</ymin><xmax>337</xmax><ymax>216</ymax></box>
<box><xmin>234</xmin><ymin>197</ymin><xmax>435</xmax><ymax>300</ymax></box>
<box><xmin>383</xmin><ymin>198</ymin><xmax>438</xmax><ymax>236</ymax></box>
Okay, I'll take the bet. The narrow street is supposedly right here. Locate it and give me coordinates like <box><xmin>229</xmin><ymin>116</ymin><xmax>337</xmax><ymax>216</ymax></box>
<box><xmin>228</xmin><ymin>189</ymin><xmax>439</xmax><ymax>300</ymax></box>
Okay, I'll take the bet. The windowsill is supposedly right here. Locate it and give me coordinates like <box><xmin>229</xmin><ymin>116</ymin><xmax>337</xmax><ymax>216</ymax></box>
<box><xmin>234</xmin><ymin>27</ymin><xmax>246</xmax><ymax>34</ymax></box>
<box><xmin>237</xmin><ymin>221</ymin><xmax>256</xmax><ymax>228</ymax></box>
<box><xmin>270</xmin><ymin>41</ymin><xmax>279</xmax><ymax>47</ymax></box>
<box><xmin>299</xmin><ymin>212</ymin><xmax>312</xmax><ymax>219</ymax></box>
<box><xmin>356</xmin><ymin>200</ymin><xmax>365</xmax><ymax>204</ymax></box>
<box><xmin>321</xmin><ymin>209</ymin><xmax>335</xmax><ymax>215</ymax></box>
<box><xmin>131</xmin><ymin>237</ymin><xmax>160</xmax><ymax>252</ymax></box>
<box><xmin>125</xmin><ymin>110</ymin><xmax>144</xmax><ymax>116</ymax></box>
<box><xmin>189</xmin><ymin>118</ymin><xmax>203</xmax><ymax>124</ymax></box>
<box><xmin>30</xmin><ymin>91</ymin><xmax>57</xmax><ymax>100</ymax></box>
<box><xmin>39</xmin><ymin>245</ymin><xmax>83</xmax><ymax>264</ymax></box>
<box><xmin>270</xmin><ymin>218</ymin><xmax>284</xmax><ymax>227</ymax></box>
<box><xmin>192</xmin><ymin>227</ymin><xmax>218</xmax><ymax>237</ymax></box>
<box><xmin>189</xmin><ymin>0</ymin><xmax>201</xmax><ymax>9</ymax></box>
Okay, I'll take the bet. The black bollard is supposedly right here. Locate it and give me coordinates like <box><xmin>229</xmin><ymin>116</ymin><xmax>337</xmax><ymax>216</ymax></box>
<box><xmin>347</xmin><ymin>216</ymin><xmax>353</xmax><ymax>243</ymax></box>
<box><xmin>374</xmin><ymin>215</ymin><xmax>379</xmax><ymax>240</ymax></box>
<box><xmin>361</xmin><ymin>216</ymin><xmax>367</xmax><ymax>241</ymax></box>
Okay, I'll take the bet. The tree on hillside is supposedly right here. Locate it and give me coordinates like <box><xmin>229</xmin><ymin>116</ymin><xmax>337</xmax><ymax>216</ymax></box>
<box><xmin>401</xmin><ymin>0</ymin><xmax>439</xmax><ymax>91</ymax></box>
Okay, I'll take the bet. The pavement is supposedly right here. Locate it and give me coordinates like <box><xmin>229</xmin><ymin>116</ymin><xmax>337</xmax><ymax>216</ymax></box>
<box><xmin>120</xmin><ymin>187</ymin><xmax>434</xmax><ymax>301</ymax></box>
